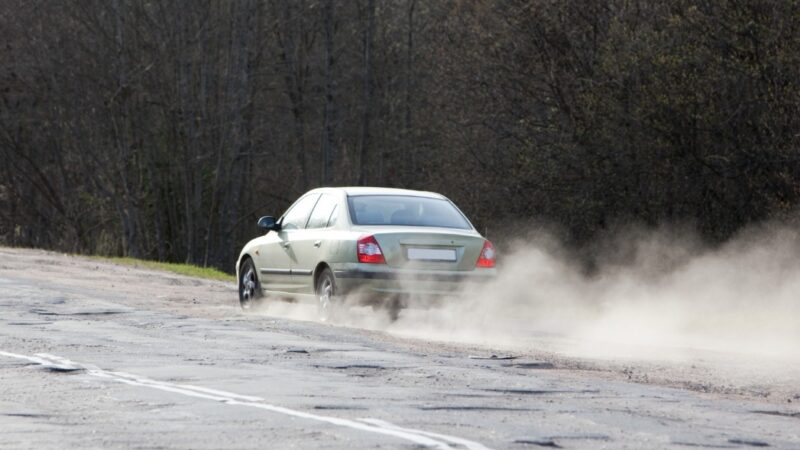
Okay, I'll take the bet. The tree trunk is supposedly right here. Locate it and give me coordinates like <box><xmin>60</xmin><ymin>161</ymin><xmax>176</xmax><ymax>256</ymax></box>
<box><xmin>404</xmin><ymin>0</ymin><xmax>416</xmax><ymax>185</ymax></box>
<box><xmin>357</xmin><ymin>0</ymin><xmax>376</xmax><ymax>186</ymax></box>
<box><xmin>321</xmin><ymin>0</ymin><xmax>336</xmax><ymax>185</ymax></box>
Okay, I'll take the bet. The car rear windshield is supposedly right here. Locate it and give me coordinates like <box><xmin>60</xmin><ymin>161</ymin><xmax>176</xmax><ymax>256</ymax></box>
<box><xmin>347</xmin><ymin>195</ymin><xmax>472</xmax><ymax>230</ymax></box>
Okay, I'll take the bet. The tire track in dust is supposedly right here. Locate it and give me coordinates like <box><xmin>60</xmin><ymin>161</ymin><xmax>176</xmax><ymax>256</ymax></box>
<box><xmin>0</xmin><ymin>350</ymin><xmax>491</xmax><ymax>450</ymax></box>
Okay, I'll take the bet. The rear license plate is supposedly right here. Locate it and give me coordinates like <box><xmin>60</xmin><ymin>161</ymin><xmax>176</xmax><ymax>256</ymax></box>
<box><xmin>407</xmin><ymin>248</ymin><xmax>457</xmax><ymax>262</ymax></box>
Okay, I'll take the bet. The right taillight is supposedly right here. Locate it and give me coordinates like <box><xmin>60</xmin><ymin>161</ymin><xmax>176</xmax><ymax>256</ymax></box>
<box><xmin>357</xmin><ymin>235</ymin><xmax>386</xmax><ymax>264</ymax></box>
<box><xmin>476</xmin><ymin>240</ymin><xmax>496</xmax><ymax>268</ymax></box>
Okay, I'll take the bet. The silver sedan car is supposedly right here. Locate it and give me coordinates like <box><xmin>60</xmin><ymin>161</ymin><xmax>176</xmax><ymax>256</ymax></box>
<box><xmin>236</xmin><ymin>187</ymin><xmax>496</xmax><ymax>320</ymax></box>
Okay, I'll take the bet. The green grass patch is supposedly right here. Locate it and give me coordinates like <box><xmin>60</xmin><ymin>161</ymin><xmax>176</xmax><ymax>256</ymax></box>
<box><xmin>96</xmin><ymin>256</ymin><xmax>234</xmax><ymax>282</ymax></box>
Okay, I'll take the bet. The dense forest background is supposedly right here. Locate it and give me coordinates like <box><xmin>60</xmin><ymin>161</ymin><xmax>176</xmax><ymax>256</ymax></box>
<box><xmin>2</xmin><ymin>0</ymin><xmax>799</xmax><ymax>271</ymax></box>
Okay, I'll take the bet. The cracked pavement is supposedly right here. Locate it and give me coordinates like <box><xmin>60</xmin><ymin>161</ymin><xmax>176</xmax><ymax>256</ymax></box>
<box><xmin>1</xmin><ymin>247</ymin><xmax>798</xmax><ymax>449</ymax></box>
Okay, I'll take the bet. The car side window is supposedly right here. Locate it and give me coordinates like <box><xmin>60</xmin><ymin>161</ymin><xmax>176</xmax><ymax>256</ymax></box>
<box><xmin>306</xmin><ymin>194</ymin><xmax>338</xmax><ymax>229</ymax></box>
<box><xmin>281</xmin><ymin>194</ymin><xmax>320</xmax><ymax>230</ymax></box>
<box><xmin>326</xmin><ymin>205</ymin><xmax>338</xmax><ymax>228</ymax></box>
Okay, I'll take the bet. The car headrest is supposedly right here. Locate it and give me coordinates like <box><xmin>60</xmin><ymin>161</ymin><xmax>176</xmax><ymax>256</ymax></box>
<box><xmin>390</xmin><ymin>210</ymin><xmax>416</xmax><ymax>225</ymax></box>
<box><xmin>356</xmin><ymin>210</ymin><xmax>384</xmax><ymax>224</ymax></box>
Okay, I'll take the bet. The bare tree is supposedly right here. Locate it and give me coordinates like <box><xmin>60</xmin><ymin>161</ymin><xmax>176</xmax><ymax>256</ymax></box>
<box><xmin>321</xmin><ymin>0</ymin><xmax>336</xmax><ymax>185</ymax></box>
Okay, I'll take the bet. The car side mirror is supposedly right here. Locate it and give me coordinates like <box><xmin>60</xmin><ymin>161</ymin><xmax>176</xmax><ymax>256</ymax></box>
<box><xmin>257</xmin><ymin>216</ymin><xmax>280</xmax><ymax>232</ymax></box>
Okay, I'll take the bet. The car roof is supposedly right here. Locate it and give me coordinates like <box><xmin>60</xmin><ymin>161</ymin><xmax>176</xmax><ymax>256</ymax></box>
<box><xmin>310</xmin><ymin>186</ymin><xmax>446</xmax><ymax>199</ymax></box>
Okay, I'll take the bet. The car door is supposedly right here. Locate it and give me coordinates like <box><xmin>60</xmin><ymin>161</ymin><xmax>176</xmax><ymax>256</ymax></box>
<box><xmin>257</xmin><ymin>193</ymin><xmax>319</xmax><ymax>293</ymax></box>
<box><xmin>290</xmin><ymin>193</ymin><xmax>340</xmax><ymax>294</ymax></box>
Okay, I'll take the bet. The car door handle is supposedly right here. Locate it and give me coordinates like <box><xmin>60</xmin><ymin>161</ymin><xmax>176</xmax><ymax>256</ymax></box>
<box><xmin>282</xmin><ymin>243</ymin><xmax>291</xmax><ymax>248</ymax></box>
<box><xmin>313</xmin><ymin>240</ymin><xmax>322</xmax><ymax>248</ymax></box>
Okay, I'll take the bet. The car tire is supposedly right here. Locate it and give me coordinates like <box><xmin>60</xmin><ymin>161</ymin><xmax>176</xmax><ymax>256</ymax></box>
<box><xmin>387</xmin><ymin>296</ymin><xmax>402</xmax><ymax>322</ymax></box>
<box><xmin>316</xmin><ymin>268</ymin><xmax>339</xmax><ymax>322</ymax></box>
<box><xmin>238</xmin><ymin>257</ymin><xmax>262</xmax><ymax>310</ymax></box>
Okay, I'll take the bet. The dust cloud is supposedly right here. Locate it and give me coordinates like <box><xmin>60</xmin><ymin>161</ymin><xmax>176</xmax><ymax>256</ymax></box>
<box><xmin>259</xmin><ymin>224</ymin><xmax>800</xmax><ymax>363</ymax></box>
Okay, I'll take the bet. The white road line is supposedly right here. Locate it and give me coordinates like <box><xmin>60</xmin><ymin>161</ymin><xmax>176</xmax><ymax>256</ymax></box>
<box><xmin>0</xmin><ymin>351</ymin><xmax>492</xmax><ymax>450</ymax></box>
<box><xmin>359</xmin><ymin>418</ymin><xmax>492</xmax><ymax>450</ymax></box>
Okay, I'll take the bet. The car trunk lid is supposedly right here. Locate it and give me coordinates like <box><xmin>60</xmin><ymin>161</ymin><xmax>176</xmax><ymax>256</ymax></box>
<box><xmin>366</xmin><ymin>229</ymin><xmax>485</xmax><ymax>271</ymax></box>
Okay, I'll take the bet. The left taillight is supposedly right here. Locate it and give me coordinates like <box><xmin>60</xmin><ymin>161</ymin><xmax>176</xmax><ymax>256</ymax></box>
<box><xmin>476</xmin><ymin>240</ymin><xmax>496</xmax><ymax>268</ymax></box>
<box><xmin>357</xmin><ymin>235</ymin><xmax>386</xmax><ymax>264</ymax></box>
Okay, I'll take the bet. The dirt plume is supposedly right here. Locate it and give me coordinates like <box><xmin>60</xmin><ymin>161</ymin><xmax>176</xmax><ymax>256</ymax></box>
<box><xmin>258</xmin><ymin>225</ymin><xmax>800</xmax><ymax>364</ymax></box>
<box><xmin>389</xmin><ymin>225</ymin><xmax>800</xmax><ymax>362</ymax></box>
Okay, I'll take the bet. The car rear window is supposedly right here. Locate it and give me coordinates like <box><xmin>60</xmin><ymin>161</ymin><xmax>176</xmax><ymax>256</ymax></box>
<box><xmin>347</xmin><ymin>195</ymin><xmax>472</xmax><ymax>230</ymax></box>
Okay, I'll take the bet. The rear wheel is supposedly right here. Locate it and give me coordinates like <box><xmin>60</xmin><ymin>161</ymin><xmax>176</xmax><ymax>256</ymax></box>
<box><xmin>387</xmin><ymin>297</ymin><xmax>402</xmax><ymax>322</ymax></box>
<box><xmin>370</xmin><ymin>296</ymin><xmax>403</xmax><ymax>322</ymax></box>
<box><xmin>238</xmin><ymin>258</ymin><xmax>262</xmax><ymax>310</ymax></box>
<box><xmin>316</xmin><ymin>268</ymin><xmax>339</xmax><ymax>322</ymax></box>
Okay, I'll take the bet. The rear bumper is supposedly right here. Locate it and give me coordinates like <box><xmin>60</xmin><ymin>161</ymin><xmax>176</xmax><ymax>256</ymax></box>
<box><xmin>332</xmin><ymin>264</ymin><xmax>495</xmax><ymax>298</ymax></box>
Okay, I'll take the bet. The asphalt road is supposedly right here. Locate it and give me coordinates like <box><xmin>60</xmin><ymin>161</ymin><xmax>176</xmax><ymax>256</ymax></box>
<box><xmin>1</xmin><ymin>247</ymin><xmax>798</xmax><ymax>449</ymax></box>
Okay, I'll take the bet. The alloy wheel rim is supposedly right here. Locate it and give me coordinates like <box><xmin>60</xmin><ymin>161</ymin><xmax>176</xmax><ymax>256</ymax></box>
<box><xmin>241</xmin><ymin>267</ymin><xmax>256</xmax><ymax>309</ymax></box>
<box><xmin>318</xmin><ymin>278</ymin><xmax>332</xmax><ymax>321</ymax></box>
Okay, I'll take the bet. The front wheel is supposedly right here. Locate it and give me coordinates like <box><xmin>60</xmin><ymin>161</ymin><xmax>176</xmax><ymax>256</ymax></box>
<box><xmin>316</xmin><ymin>268</ymin><xmax>339</xmax><ymax>322</ymax></box>
<box><xmin>238</xmin><ymin>258</ymin><xmax>262</xmax><ymax>310</ymax></box>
